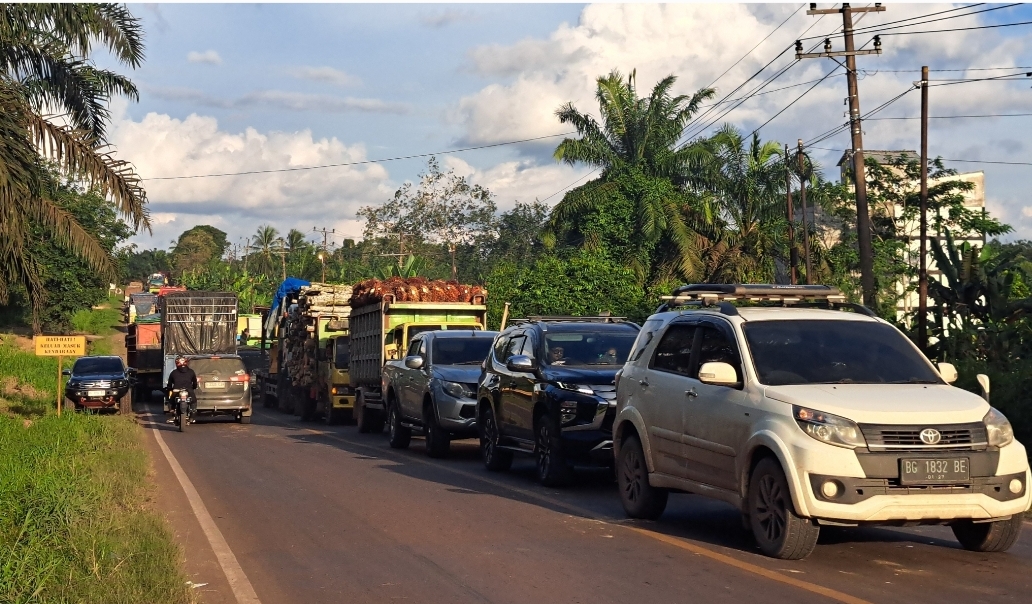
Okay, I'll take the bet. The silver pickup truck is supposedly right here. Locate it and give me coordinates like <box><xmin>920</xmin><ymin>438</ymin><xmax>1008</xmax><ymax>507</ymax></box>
<box><xmin>383</xmin><ymin>329</ymin><xmax>498</xmax><ymax>457</ymax></box>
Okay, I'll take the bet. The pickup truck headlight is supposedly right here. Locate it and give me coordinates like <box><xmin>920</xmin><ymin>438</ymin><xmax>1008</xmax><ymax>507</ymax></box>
<box><xmin>442</xmin><ymin>381</ymin><xmax>473</xmax><ymax>399</ymax></box>
<box><xmin>555</xmin><ymin>382</ymin><xmax>594</xmax><ymax>396</ymax></box>
<box><xmin>793</xmin><ymin>406</ymin><xmax>867</xmax><ymax>449</ymax></box>
<box><xmin>984</xmin><ymin>407</ymin><xmax>1014</xmax><ymax>447</ymax></box>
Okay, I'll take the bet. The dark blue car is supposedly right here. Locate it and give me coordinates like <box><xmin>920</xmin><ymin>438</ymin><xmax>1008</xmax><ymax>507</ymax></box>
<box><xmin>64</xmin><ymin>355</ymin><xmax>136</xmax><ymax>414</ymax></box>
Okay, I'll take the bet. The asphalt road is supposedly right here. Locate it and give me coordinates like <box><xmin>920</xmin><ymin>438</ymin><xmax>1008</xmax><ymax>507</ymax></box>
<box><xmin>141</xmin><ymin>403</ymin><xmax>1032</xmax><ymax>604</ymax></box>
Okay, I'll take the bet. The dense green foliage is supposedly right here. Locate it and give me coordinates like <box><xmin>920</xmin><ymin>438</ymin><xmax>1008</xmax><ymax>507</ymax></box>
<box><xmin>486</xmin><ymin>251</ymin><xmax>648</xmax><ymax>327</ymax></box>
<box><xmin>1</xmin><ymin>176</ymin><xmax>133</xmax><ymax>331</ymax></box>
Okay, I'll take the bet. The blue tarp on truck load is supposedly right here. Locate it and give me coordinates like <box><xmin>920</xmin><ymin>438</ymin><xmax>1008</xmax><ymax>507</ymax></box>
<box><xmin>265</xmin><ymin>278</ymin><xmax>310</xmax><ymax>335</ymax></box>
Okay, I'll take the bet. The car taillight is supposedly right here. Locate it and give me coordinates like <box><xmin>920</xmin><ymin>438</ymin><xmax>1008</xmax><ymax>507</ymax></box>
<box><xmin>229</xmin><ymin>375</ymin><xmax>250</xmax><ymax>382</ymax></box>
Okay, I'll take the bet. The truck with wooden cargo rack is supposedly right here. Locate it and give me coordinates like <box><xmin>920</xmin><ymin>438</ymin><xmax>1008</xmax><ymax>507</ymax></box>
<box><xmin>348</xmin><ymin>280</ymin><xmax>488</xmax><ymax>433</ymax></box>
<box><xmin>277</xmin><ymin>283</ymin><xmax>354</xmax><ymax>424</ymax></box>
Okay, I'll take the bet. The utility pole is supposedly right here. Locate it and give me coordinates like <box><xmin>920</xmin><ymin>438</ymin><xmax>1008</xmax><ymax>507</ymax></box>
<box><xmin>797</xmin><ymin>140</ymin><xmax>814</xmax><ymax>284</ymax></box>
<box><xmin>313</xmin><ymin>227</ymin><xmax>335</xmax><ymax>253</ymax></box>
<box><xmin>784</xmin><ymin>145</ymin><xmax>798</xmax><ymax>285</ymax></box>
<box><xmin>918</xmin><ymin>65</ymin><xmax>929</xmax><ymax>351</ymax></box>
<box><xmin>799</xmin><ymin>3</ymin><xmax>885</xmax><ymax>306</ymax></box>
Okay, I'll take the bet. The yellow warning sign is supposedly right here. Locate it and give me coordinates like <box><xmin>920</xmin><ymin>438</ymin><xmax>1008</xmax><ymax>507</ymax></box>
<box><xmin>34</xmin><ymin>335</ymin><xmax>86</xmax><ymax>357</ymax></box>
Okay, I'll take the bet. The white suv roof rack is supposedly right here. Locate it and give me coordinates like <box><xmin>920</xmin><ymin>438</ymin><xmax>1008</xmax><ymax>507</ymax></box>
<box><xmin>659</xmin><ymin>284</ymin><xmax>875</xmax><ymax>317</ymax></box>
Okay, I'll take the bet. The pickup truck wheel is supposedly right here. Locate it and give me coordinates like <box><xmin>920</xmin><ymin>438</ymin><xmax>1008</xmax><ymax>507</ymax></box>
<box><xmin>480</xmin><ymin>405</ymin><xmax>512</xmax><ymax>471</ymax></box>
<box><xmin>748</xmin><ymin>458</ymin><xmax>818</xmax><ymax>560</ymax></box>
<box><xmin>240</xmin><ymin>414</ymin><xmax>252</xmax><ymax>424</ymax></box>
<box><xmin>424</xmin><ymin>404</ymin><xmax>450</xmax><ymax>459</ymax></box>
<box><xmin>617</xmin><ymin>434</ymin><xmax>668</xmax><ymax>520</ymax></box>
<box><xmin>387</xmin><ymin>401</ymin><xmax>411</xmax><ymax>449</ymax></box>
<box><xmin>535</xmin><ymin>415</ymin><xmax>572</xmax><ymax>487</ymax></box>
<box><xmin>952</xmin><ymin>515</ymin><xmax>1024</xmax><ymax>552</ymax></box>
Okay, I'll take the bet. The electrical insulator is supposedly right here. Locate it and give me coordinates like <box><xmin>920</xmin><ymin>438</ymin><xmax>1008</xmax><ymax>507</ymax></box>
<box><xmin>795</xmin><ymin>40</ymin><xmax>803</xmax><ymax>54</ymax></box>
<box><xmin>810</xmin><ymin>3</ymin><xmax>817</xmax><ymax>9</ymax></box>
<box><xmin>873</xmin><ymin>35</ymin><xmax>882</xmax><ymax>50</ymax></box>
<box><xmin>824</xmin><ymin>38</ymin><xmax>832</xmax><ymax>53</ymax></box>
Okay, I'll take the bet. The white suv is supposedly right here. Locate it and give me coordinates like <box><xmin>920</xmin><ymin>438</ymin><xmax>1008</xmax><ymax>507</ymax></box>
<box><xmin>614</xmin><ymin>284</ymin><xmax>1030</xmax><ymax>560</ymax></box>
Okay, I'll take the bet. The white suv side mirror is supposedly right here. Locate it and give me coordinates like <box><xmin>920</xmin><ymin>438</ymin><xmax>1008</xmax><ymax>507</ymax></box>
<box><xmin>976</xmin><ymin>373</ymin><xmax>990</xmax><ymax>402</ymax></box>
<box><xmin>698</xmin><ymin>362</ymin><xmax>738</xmax><ymax>386</ymax></box>
<box><xmin>937</xmin><ymin>362</ymin><xmax>958</xmax><ymax>384</ymax></box>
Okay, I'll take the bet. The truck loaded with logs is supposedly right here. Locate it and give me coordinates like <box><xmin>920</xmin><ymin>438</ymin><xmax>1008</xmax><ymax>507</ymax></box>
<box><xmin>254</xmin><ymin>280</ymin><xmax>353</xmax><ymax>422</ymax></box>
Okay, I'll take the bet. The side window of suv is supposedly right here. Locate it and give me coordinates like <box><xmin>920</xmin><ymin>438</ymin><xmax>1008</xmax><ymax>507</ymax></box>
<box><xmin>406</xmin><ymin>338</ymin><xmax>421</xmax><ymax>358</ymax></box>
<box><xmin>517</xmin><ymin>332</ymin><xmax>537</xmax><ymax>359</ymax></box>
<box><xmin>493</xmin><ymin>334</ymin><xmax>510</xmax><ymax>362</ymax></box>
<box><xmin>506</xmin><ymin>335</ymin><xmax>526</xmax><ymax>360</ymax></box>
<box><xmin>694</xmin><ymin>325</ymin><xmax>742</xmax><ymax>381</ymax></box>
<box><xmin>416</xmin><ymin>338</ymin><xmax>427</xmax><ymax>359</ymax></box>
<box><xmin>651</xmin><ymin>324</ymin><xmax>697</xmax><ymax>376</ymax></box>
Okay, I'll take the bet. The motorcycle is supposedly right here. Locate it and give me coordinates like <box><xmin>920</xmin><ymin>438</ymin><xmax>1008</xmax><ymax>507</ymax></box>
<box><xmin>170</xmin><ymin>388</ymin><xmax>196</xmax><ymax>432</ymax></box>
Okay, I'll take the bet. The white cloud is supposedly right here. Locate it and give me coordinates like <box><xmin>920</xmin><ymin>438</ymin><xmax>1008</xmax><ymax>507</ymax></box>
<box><xmin>292</xmin><ymin>66</ymin><xmax>362</xmax><ymax>87</ymax></box>
<box><xmin>187</xmin><ymin>50</ymin><xmax>222</xmax><ymax>65</ymax></box>
<box><xmin>147</xmin><ymin>86</ymin><xmax>409</xmax><ymax>114</ymax></box>
<box><xmin>109</xmin><ymin>108</ymin><xmax>395</xmax><ymax>248</ymax></box>
<box><xmin>441</xmin><ymin>155</ymin><xmax>593</xmax><ymax>212</ymax></box>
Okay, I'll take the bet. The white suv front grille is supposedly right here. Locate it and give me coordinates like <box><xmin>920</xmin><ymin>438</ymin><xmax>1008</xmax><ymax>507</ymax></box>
<box><xmin>859</xmin><ymin>422</ymin><xmax>988</xmax><ymax>451</ymax></box>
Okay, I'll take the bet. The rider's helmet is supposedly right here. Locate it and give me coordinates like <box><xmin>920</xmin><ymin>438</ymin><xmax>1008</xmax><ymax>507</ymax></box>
<box><xmin>175</xmin><ymin>355</ymin><xmax>189</xmax><ymax>369</ymax></box>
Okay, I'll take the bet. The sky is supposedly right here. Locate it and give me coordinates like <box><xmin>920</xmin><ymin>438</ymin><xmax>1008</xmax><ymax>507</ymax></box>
<box><xmin>107</xmin><ymin>3</ymin><xmax>1032</xmax><ymax>252</ymax></box>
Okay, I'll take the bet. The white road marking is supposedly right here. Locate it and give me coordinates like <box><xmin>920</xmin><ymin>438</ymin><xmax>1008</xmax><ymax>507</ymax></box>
<box><xmin>151</xmin><ymin>421</ymin><xmax>263</xmax><ymax>604</ymax></box>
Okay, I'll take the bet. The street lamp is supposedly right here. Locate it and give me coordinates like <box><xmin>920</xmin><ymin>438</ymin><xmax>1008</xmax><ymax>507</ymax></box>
<box><xmin>317</xmin><ymin>251</ymin><xmax>326</xmax><ymax>282</ymax></box>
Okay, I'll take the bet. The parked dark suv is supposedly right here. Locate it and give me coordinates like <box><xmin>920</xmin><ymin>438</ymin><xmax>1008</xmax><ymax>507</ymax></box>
<box><xmin>64</xmin><ymin>356</ymin><xmax>135</xmax><ymax>414</ymax></box>
<box><xmin>477</xmin><ymin>317</ymin><xmax>639</xmax><ymax>486</ymax></box>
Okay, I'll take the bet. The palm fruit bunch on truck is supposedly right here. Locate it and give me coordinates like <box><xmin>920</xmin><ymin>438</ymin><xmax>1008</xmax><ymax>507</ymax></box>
<box><xmin>350</xmin><ymin>277</ymin><xmax>487</xmax><ymax>307</ymax></box>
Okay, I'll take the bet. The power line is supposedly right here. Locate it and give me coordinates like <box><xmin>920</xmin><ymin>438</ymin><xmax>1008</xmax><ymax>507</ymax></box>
<box><xmin>749</xmin><ymin>65</ymin><xmax>842</xmax><ymax>136</ymax></box>
<box><xmin>705</xmin><ymin>72</ymin><xmax>848</xmax><ymax>106</ymax></box>
<box><xmin>143</xmin><ymin>131</ymin><xmax>574</xmax><ymax>181</ymax></box>
<box><xmin>877</xmin><ymin>19</ymin><xmax>1032</xmax><ymax>37</ymax></box>
<box><xmin>865</xmin><ymin>66</ymin><xmax>1032</xmax><ymax>73</ymax></box>
<box><xmin>799</xmin><ymin>3</ymin><xmax>1019</xmax><ymax>40</ymax></box>
<box><xmin>702</xmin><ymin>3</ymin><xmax>806</xmax><ymax>93</ymax></box>
<box><xmin>538</xmin><ymin>168</ymin><xmax>600</xmax><ymax>204</ymax></box>
<box><xmin>864</xmin><ymin>112</ymin><xmax>1032</xmax><ymax>120</ymax></box>
<box><xmin>807</xmin><ymin>146</ymin><xmax>1032</xmax><ymax>167</ymax></box>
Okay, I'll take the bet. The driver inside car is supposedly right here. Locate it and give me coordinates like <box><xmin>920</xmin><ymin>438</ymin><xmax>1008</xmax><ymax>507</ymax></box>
<box><xmin>547</xmin><ymin>346</ymin><xmax>566</xmax><ymax>365</ymax></box>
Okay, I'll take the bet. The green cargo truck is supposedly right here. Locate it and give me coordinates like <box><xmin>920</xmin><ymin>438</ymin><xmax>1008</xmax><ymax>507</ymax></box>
<box><xmin>350</xmin><ymin>294</ymin><xmax>487</xmax><ymax>433</ymax></box>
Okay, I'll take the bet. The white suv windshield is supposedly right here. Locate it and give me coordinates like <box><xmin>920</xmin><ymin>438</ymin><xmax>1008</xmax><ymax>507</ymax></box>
<box><xmin>743</xmin><ymin>320</ymin><xmax>941</xmax><ymax>385</ymax></box>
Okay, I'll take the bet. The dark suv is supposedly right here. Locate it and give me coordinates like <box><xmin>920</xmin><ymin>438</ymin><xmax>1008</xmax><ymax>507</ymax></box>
<box><xmin>477</xmin><ymin>317</ymin><xmax>639</xmax><ymax>486</ymax></box>
<box><xmin>64</xmin><ymin>356</ymin><xmax>135</xmax><ymax>414</ymax></box>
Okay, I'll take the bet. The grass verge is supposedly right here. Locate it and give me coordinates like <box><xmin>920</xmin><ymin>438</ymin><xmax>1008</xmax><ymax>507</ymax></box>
<box><xmin>0</xmin><ymin>336</ymin><xmax>191</xmax><ymax>604</ymax></box>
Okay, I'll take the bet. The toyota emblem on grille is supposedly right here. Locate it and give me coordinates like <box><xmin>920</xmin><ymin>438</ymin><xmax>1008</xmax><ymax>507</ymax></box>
<box><xmin>920</xmin><ymin>428</ymin><xmax>942</xmax><ymax>445</ymax></box>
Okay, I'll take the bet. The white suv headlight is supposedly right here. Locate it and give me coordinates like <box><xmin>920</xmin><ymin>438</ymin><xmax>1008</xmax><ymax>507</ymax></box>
<box><xmin>793</xmin><ymin>406</ymin><xmax>867</xmax><ymax>449</ymax></box>
<box><xmin>984</xmin><ymin>407</ymin><xmax>1014</xmax><ymax>448</ymax></box>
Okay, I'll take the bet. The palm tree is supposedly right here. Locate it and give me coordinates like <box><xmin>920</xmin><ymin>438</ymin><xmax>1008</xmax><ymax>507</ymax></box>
<box><xmin>547</xmin><ymin>69</ymin><xmax>714</xmax><ymax>283</ymax></box>
<box><xmin>1</xmin><ymin>4</ymin><xmax>148</xmax><ymax>329</ymax></box>
<box><xmin>250</xmin><ymin>225</ymin><xmax>279</xmax><ymax>277</ymax></box>
<box><xmin>285</xmin><ymin>228</ymin><xmax>308</xmax><ymax>254</ymax></box>
<box><xmin>693</xmin><ymin>126</ymin><xmax>790</xmax><ymax>283</ymax></box>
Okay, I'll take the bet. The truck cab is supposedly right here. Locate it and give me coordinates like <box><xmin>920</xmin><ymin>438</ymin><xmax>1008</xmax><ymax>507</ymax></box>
<box><xmin>315</xmin><ymin>325</ymin><xmax>354</xmax><ymax>424</ymax></box>
<box><xmin>383</xmin><ymin>322</ymin><xmax>485</xmax><ymax>361</ymax></box>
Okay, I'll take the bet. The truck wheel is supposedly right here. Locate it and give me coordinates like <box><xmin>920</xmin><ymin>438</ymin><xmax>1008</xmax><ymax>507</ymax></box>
<box><xmin>387</xmin><ymin>400</ymin><xmax>411</xmax><ymax>449</ymax></box>
<box><xmin>356</xmin><ymin>390</ymin><xmax>373</xmax><ymax>433</ymax></box>
<box><xmin>748</xmin><ymin>457</ymin><xmax>819</xmax><ymax>560</ymax></box>
<box><xmin>952</xmin><ymin>515</ymin><xmax>1025</xmax><ymax>552</ymax></box>
<box><xmin>118</xmin><ymin>390</ymin><xmax>133</xmax><ymax>416</ymax></box>
<box><xmin>424</xmin><ymin>404</ymin><xmax>450</xmax><ymax>459</ymax></box>
<box><xmin>617</xmin><ymin>434</ymin><xmax>668</xmax><ymax>520</ymax></box>
<box><xmin>479</xmin><ymin>405</ymin><xmax>512</xmax><ymax>472</ymax></box>
<box><xmin>240</xmin><ymin>413</ymin><xmax>252</xmax><ymax>425</ymax></box>
<box><xmin>535</xmin><ymin>414</ymin><xmax>572</xmax><ymax>487</ymax></box>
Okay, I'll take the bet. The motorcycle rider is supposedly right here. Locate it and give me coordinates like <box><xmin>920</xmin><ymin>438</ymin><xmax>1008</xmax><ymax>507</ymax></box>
<box><xmin>166</xmin><ymin>355</ymin><xmax>198</xmax><ymax>424</ymax></box>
